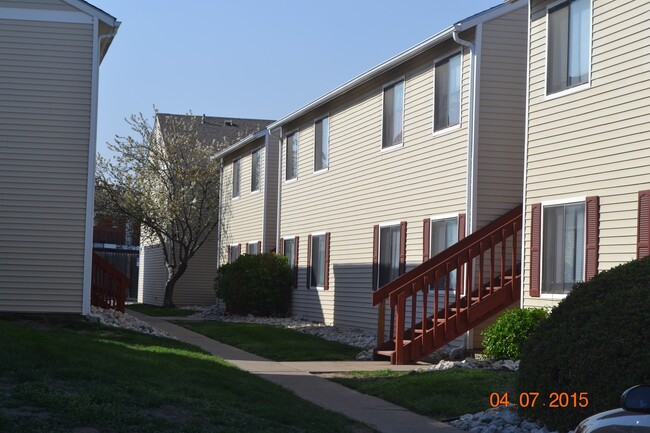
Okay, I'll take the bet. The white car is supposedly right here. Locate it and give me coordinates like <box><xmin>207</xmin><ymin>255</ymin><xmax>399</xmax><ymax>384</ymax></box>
<box><xmin>576</xmin><ymin>385</ymin><xmax>650</xmax><ymax>433</ymax></box>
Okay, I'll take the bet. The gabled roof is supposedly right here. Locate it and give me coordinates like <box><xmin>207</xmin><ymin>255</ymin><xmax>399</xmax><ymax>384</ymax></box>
<box><xmin>267</xmin><ymin>0</ymin><xmax>526</xmax><ymax>131</ymax></box>
<box><xmin>156</xmin><ymin>114</ymin><xmax>274</xmax><ymax>152</ymax></box>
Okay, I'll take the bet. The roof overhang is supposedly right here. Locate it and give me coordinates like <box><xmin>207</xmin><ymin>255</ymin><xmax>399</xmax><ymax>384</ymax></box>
<box><xmin>213</xmin><ymin>129</ymin><xmax>268</xmax><ymax>160</ymax></box>
<box><xmin>267</xmin><ymin>0</ymin><xmax>527</xmax><ymax>132</ymax></box>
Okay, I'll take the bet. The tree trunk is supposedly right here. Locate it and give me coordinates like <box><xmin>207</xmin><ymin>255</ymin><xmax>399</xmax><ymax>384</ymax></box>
<box><xmin>163</xmin><ymin>260</ymin><xmax>188</xmax><ymax>307</ymax></box>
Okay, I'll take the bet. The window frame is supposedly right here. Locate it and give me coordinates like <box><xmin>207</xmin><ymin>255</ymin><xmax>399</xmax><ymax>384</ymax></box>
<box><xmin>313</xmin><ymin>115</ymin><xmax>330</xmax><ymax>174</ymax></box>
<box><xmin>540</xmin><ymin>197</ymin><xmax>587</xmax><ymax>299</ymax></box>
<box><xmin>231</xmin><ymin>158</ymin><xmax>240</xmax><ymax>199</ymax></box>
<box><xmin>376</xmin><ymin>222</ymin><xmax>402</xmax><ymax>289</ymax></box>
<box><xmin>544</xmin><ymin>0</ymin><xmax>592</xmax><ymax>98</ymax></box>
<box><xmin>285</xmin><ymin>131</ymin><xmax>299</xmax><ymax>182</ymax></box>
<box><xmin>228</xmin><ymin>244</ymin><xmax>240</xmax><ymax>263</ymax></box>
<box><xmin>309</xmin><ymin>232</ymin><xmax>327</xmax><ymax>290</ymax></box>
<box><xmin>432</xmin><ymin>50</ymin><xmax>463</xmax><ymax>135</ymax></box>
<box><xmin>246</xmin><ymin>240</ymin><xmax>260</xmax><ymax>255</ymax></box>
<box><xmin>251</xmin><ymin>147</ymin><xmax>261</xmax><ymax>193</ymax></box>
<box><xmin>380</xmin><ymin>77</ymin><xmax>406</xmax><ymax>151</ymax></box>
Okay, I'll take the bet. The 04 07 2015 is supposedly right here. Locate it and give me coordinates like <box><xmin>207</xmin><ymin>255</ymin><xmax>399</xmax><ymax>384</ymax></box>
<box><xmin>489</xmin><ymin>392</ymin><xmax>589</xmax><ymax>408</ymax></box>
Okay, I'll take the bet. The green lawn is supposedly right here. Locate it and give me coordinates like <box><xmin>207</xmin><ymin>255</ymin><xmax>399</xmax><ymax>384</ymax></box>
<box><xmin>0</xmin><ymin>316</ymin><xmax>374</xmax><ymax>433</ymax></box>
<box><xmin>179</xmin><ymin>321</ymin><xmax>361</xmax><ymax>362</ymax></box>
<box><xmin>333</xmin><ymin>368</ymin><xmax>517</xmax><ymax>420</ymax></box>
<box><xmin>126</xmin><ymin>303</ymin><xmax>197</xmax><ymax>317</ymax></box>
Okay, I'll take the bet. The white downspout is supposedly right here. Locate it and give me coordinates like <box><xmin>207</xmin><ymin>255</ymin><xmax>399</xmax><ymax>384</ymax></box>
<box><xmin>274</xmin><ymin>127</ymin><xmax>283</xmax><ymax>253</ymax></box>
<box><xmin>453</xmin><ymin>24</ymin><xmax>480</xmax><ymax>351</ymax></box>
<box><xmin>216</xmin><ymin>158</ymin><xmax>224</xmax><ymax>266</ymax></box>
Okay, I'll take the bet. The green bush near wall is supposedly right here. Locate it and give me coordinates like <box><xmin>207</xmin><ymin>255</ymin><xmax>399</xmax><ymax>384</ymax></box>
<box><xmin>215</xmin><ymin>253</ymin><xmax>292</xmax><ymax>317</ymax></box>
<box><xmin>517</xmin><ymin>256</ymin><xmax>650</xmax><ymax>432</ymax></box>
<box><xmin>481</xmin><ymin>307</ymin><xmax>549</xmax><ymax>360</ymax></box>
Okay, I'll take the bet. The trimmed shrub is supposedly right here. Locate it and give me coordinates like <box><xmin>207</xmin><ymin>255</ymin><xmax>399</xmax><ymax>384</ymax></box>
<box><xmin>215</xmin><ymin>253</ymin><xmax>292</xmax><ymax>317</ymax></box>
<box><xmin>517</xmin><ymin>256</ymin><xmax>650</xmax><ymax>431</ymax></box>
<box><xmin>481</xmin><ymin>307</ymin><xmax>548</xmax><ymax>360</ymax></box>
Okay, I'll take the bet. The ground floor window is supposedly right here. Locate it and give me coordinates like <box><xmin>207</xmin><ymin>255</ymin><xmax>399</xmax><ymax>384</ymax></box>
<box><xmin>228</xmin><ymin>244</ymin><xmax>240</xmax><ymax>263</ymax></box>
<box><xmin>542</xmin><ymin>202</ymin><xmax>585</xmax><ymax>294</ymax></box>
<box><xmin>431</xmin><ymin>217</ymin><xmax>458</xmax><ymax>289</ymax></box>
<box><xmin>310</xmin><ymin>235</ymin><xmax>326</xmax><ymax>288</ymax></box>
<box><xmin>378</xmin><ymin>225</ymin><xmax>401</xmax><ymax>288</ymax></box>
<box><xmin>247</xmin><ymin>241</ymin><xmax>260</xmax><ymax>255</ymax></box>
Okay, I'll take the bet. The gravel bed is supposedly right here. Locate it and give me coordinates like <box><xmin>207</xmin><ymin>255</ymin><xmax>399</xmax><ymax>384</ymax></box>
<box><xmin>88</xmin><ymin>306</ymin><xmax>172</xmax><ymax>338</ymax></box>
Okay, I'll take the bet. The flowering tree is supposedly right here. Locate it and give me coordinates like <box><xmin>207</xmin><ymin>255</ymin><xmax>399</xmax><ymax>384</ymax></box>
<box><xmin>96</xmin><ymin>112</ymin><xmax>229</xmax><ymax>306</ymax></box>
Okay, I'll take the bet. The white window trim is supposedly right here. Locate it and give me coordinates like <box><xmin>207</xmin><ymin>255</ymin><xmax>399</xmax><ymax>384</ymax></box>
<box><xmin>429</xmin><ymin>212</ymin><xmax>460</xmax><ymax>222</ymax></box>
<box><xmin>379</xmin><ymin>77</ymin><xmax>406</xmax><ymax>152</ymax></box>
<box><xmin>231</xmin><ymin>158</ymin><xmax>241</xmax><ymax>200</ymax></box>
<box><xmin>250</xmin><ymin>147</ymin><xmax>262</xmax><ymax>194</ymax></box>
<box><xmin>539</xmin><ymin>196</ymin><xmax>587</xmax><ymax>300</ymax></box>
<box><xmin>313</xmin><ymin>114</ymin><xmax>330</xmax><ymax>174</ymax></box>
<box><xmin>285</xmin><ymin>130</ymin><xmax>299</xmax><ymax>182</ymax></box>
<box><xmin>543</xmin><ymin>0</ymin><xmax>593</xmax><ymax>98</ymax></box>
<box><xmin>432</xmin><ymin>49</ymin><xmax>464</xmax><ymax>135</ymax></box>
<box><xmin>309</xmin><ymin>231</ymin><xmax>327</xmax><ymax>291</ymax></box>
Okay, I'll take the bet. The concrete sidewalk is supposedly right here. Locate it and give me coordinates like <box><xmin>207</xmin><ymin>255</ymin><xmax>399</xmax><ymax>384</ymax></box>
<box><xmin>127</xmin><ymin>310</ymin><xmax>462</xmax><ymax>433</ymax></box>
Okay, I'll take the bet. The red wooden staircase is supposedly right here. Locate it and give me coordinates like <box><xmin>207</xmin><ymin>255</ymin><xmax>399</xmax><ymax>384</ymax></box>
<box><xmin>91</xmin><ymin>252</ymin><xmax>129</xmax><ymax>313</ymax></box>
<box><xmin>372</xmin><ymin>205</ymin><xmax>522</xmax><ymax>364</ymax></box>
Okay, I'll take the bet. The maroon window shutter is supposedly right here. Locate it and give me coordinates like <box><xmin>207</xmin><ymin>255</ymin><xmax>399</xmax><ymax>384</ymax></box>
<box><xmin>585</xmin><ymin>196</ymin><xmax>600</xmax><ymax>281</ymax></box>
<box><xmin>399</xmin><ymin>221</ymin><xmax>407</xmax><ymax>275</ymax></box>
<box><xmin>227</xmin><ymin>246</ymin><xmax>232</xmax><ymax>263</ymax></box>
<box><xmin>279</xmin><ymin>238</ymin><xmax>284</xmax><ymax>255</ymax></box>
<box><xmin>422</xmin><ymin>218</ymin><xmax>431</xmax><ymax>262</ymax></box>
<box><xmin>372</xmin><ymin>225</ymin><xmax>379</xmax><ymax>290</ymax></box>
<box><xmin>458</xmin><ymin>213</ymin><xmax>466</xmax><ymax>241</ymax></box>
<box><xmin>530</xmin><ymin>203</ymin><xmax>542</xmax><ymax>297</ymax></box>
<box><xmin>238</xmin><ymin>243</ymin><xmax>241</xmax><ymax>256</ymax></box>
<box><xmin>257</xmin><ymin>240</ymin><xmax>262</xmax><ymax>253</ymax></box>
<box><xmin>293</xmin><ymin>236</ymin><xmax>299</xmax><ymax>288</ymax></box>
<box><xmin>324</xmin><ymin>232</ymin><xmax>331</xmax><ymax>290</ymax></box>
<box><xmin>306</xmin><ymin>234</ymin><xmax>312</xmax><ymax>289</ymax></box>
<box><xmin>637</xmin><ymin>190</ymin><xmax>650</xmax><ymax>259</ymax></box>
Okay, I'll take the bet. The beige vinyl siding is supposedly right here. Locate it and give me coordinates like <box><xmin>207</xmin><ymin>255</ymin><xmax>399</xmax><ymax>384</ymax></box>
<box><xmin>522</xmin><ymin>0</ymin><xmax>650</xmax><ymax>309</ymax></box>
<box><xmin>281</xmin><ymin>41</ymin><xmax>472</xmax><ymax>329</ymax></box>
<box><xmin>263</xmin><ymin>133</ymin><xmax>279</xmax><ymax>252</ymax></box>
<box><xmin>219</xmin><ymin>137</ymin><xmax>266</xmax><ymax>264</ymax></box>
<box><xmin>476</xmin><ymin>6</ymin><xmax>528</xmax><ymax>228</ymax></box>
<box><xmin>0</xmin><ymin>18</ymin><xmax>93</xmax><ymax>313</ymax></box>
<box><xmin>139</xmin><ymin>244</ymin><xmax>167</xmax><ymax>306</ymax></box>
<box><xmin>0</xmin><ymin>0</ymin><xmax>78</xmax><ymax>11</ymax></box>
<box><xmin>173</xmin><ymin>235</ymin><xmax>217</xmax><ymax>305</ymax></box>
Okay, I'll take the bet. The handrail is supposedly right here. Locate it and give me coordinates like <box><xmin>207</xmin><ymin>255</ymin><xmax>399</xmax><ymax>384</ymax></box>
<box><xmin>91</xmin><ymin>252</ymin><xmax>129</xmax><ymax>313</ymax></box>
<box><xmin>372</xmin><ymin>204</ymin><xmax>522</xmax><ymax>306</ymax></box>
<box><xmin>372</xmin><ymin>204</ymin><xmax>523</xmax><ymax>364</ymax></box>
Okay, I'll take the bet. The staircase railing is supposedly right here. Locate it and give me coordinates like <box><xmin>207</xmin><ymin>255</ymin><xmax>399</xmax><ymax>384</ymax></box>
<box><xmin>91</xmin><ymin>252</ymin><xmax>129</xmax><ymax>313</ymax></box>
<box><xmin>372</xmin><ymin>204</ymin><xmax>523</xmax><ymax>364</ymax></box>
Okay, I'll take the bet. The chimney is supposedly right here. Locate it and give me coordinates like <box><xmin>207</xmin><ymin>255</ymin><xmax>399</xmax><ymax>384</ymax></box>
<box><xmin>201</xmin><ymin>114</ymin><xmax>206</xmax><ymax>124</ymax></box>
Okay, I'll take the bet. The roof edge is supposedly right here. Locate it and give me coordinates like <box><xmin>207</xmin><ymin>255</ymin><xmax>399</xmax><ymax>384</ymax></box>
<box><xmin>267</xmin><ymin>0</ymin><xmax>528</xmax><ymax>131</ymax></box>
<box><xmin>62</xmin><ymin>0</ymin><xmax>118</xmax><ymax>27</ymax></box>
<box><xmin>213</xmin><ymin>129</ymin><xmax>268</xmax><ymax>160</ymax></box>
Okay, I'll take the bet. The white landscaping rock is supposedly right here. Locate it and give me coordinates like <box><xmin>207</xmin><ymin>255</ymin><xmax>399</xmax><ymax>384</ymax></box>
<box><xmin>88</xmin><ymin>306</ymin><xmax>172</xmax><ymax>338</ymax></box>
<box><xmin>449</xmin><ymin>406</ymin><xmax>567</xmax><ymax>433</ymax></box>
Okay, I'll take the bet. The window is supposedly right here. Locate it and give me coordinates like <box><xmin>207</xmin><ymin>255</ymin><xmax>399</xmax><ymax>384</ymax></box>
<box><xmin>314</xmin><ymin>117</ymin><xmax>329</xmax><ymax>172</ymax></box>
<box><xmin>286</xmin><ymin>132</ymin><xmax>298</xmax><ymax>180</ymax></box>
<box><xmin>382</xmin><ymin>80</ymin><xmax>404</xmax><ymax>149</ymax></box>
<box><xmin>434</xmin><ymin>53</ymin><xmax>461</xmax><ymax>131</ymax></box>
<box><xmin>247</xmin><ymin>241</ymin><xmax>260</xmax><ymax>255</ymax></box>
<box><xmin>228</xmin><ymin>244</ymin><xmax>239</xmax><ymax>263</ymax></box>
<box><xmin>310</xmin><ymin>235</ymin><xmax>326</xmax><ymax>288</ymax></box>
<box><xmin>284</xmin><ymin>238</ymin><xmax>295</xmax><ymax>272</ymax></box>
<box><xmin>542</xmin><ymin>202</ymin><xmax>585</xmax><ymax>294</ymax></box>
<box><xmin>431</xmin><ymin>217</ymin><xmax>459</xmax><ymax>289</ymax></box>
<box><xmin>232</xmin><ymin>159</ymin><xmax>240</xmax><ymax>198</ymax></box>
<box><xmin>378</xmin><ymin>225</ymin><xmax>401</xmax><ymax>288</ymax></box>
<box><xmin>251</xmin><ymin>148</ymin><xmax>261</xmax><ymax>192</ymax></box>
<box><xmin>547</xmin><ymin>0</ymin><xmax>590</xmax><ymax>94</ymax></box>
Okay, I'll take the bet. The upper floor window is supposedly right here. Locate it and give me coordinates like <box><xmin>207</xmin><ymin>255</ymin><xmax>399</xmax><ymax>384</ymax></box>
<box><xmin>547</xmin><ymin>0</ymin><xmax>590</xmax><ymax>94</ymax></box>
<box><xmin>232</xmin><ymin>159</ymin><xmax>240</xmax><ymax>198</ymax></box>
<box><xmin>542</xmin><ymin>202</ymin><xmax>585</xmax><ymax>294</ymax></box>
<box><xmin>251</xmin><ymin>148</ymin><xmax>261</xmax><ymax>192</ymax></box>
<box><xmin>286</xmin><ymin>132</ymin><xmax>298</xmax><ymax>180</ymax></box>
<box><xmin>382</xmin><ymin>80</ymin><xmax>404</xmax><ymax>149</ymax></box>
<box><xmin>314</xmin><ymin>116</ymin><xmax>329</xmax><ymax>172</ymax></box>
<box><xmin>434</xmin><ymin>52</ymin><xmax>461</xmax><ymax>132</ymax></box>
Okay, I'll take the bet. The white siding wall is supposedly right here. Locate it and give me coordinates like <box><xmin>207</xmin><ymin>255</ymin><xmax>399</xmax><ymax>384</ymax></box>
<box><xmin>523</xmin><ymin>0</ymin><xmax>650</xmax><ymax>309</ymax></box>
<box><xmin>173</xmin><ymin>235</ymin><xmax>217</xmax><ymax>305</ymax></box>
<box><xmin>140</xmin><ymin>244</ymin><xmax>167</xmax><ymax>306</ymax></box>
<box><xmin>0</xmin><ymin>16</ymin><xmax>94</xmax><ymax>313</ymax></box>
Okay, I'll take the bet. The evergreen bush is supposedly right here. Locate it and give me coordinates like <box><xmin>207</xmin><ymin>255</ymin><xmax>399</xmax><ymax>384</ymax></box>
<box><xmin>517</xmin><ymin>256</ymin><xmax>650</xmax><ymax>431</ymax></box>
<box><xmin>215</xmin><ymin>253</ymin><xmax>292</xmax><ymax>317</ymax></box>
<box><xmin>481</xmin><ymin>307</ymin><xmax>548</xmax><ymax>360</ymax></box>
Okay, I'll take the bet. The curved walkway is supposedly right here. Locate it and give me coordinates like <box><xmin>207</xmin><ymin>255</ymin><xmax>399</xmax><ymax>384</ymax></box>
<box><xmin>127</xmin><ymin>309</ymin><xmax>462</xmax><ymax>433</ymax></box>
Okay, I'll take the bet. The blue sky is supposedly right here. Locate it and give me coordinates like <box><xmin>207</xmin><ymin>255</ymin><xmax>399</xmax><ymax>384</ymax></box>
<box><xmin>92</xmin><ymin>0</ymin><xmax>504</xmax><ymax>157</ymax></box>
